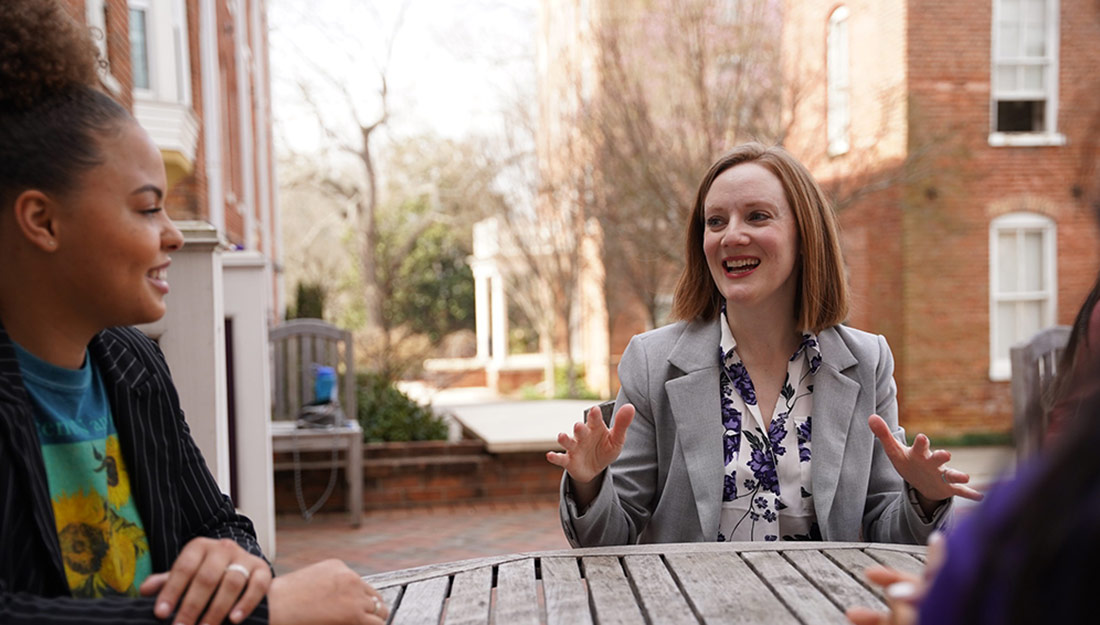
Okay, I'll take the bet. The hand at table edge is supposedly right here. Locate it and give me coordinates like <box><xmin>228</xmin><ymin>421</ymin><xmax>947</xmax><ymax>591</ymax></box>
<box><xmin>269</xmin><ymin>560</ymin><xmax>389</xmax><ymax>625</ymax></box>
<box><xmin>138</xmin><ymin>537</ymin><xmax>271</xmax><ymax>625</ymax></box>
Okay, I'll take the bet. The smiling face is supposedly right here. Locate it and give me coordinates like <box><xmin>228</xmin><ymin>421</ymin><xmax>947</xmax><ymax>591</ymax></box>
<box><xmin>49</xmin><ymin>121</ymin><xmax>183</xmax><ymax>331</ymax></box>
<box><xmin>702</xmin><ymin>162</ymin><xmax>800</xmax><ymax>319</ymax></box>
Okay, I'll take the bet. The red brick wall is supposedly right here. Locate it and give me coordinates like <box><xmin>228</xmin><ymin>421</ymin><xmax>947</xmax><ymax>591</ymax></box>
<box><xmin>899</xmin><ymin>0</ymin><xmax>1100</xmax><ymax>435</ymax></box>
<box><xmin>784</xmin><ymin>0</ymin><xmax>1100</xmax><ymax>437</ymax></box>
<box><xmin>273</xmin><ymin>441</ymin><xmax>564</xmax><ymax>514</ymax></box>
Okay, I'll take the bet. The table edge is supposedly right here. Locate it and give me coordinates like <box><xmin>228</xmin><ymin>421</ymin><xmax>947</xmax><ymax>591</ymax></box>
<box><xmin>361</xmin><ymin>541</ymin><xmax>927</xmax><ymax>588</ymax></box>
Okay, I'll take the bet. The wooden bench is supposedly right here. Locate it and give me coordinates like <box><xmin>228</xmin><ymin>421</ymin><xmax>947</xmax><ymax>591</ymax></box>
<box><xmin>1010</xmin><ymin>325</ymin><xmax>1071</xmax><ymax>462</ymax></box>
<box><xmin>270</xmin><ymin>319</ymin><xmax>362</xmax><ymax>526</ymax></box>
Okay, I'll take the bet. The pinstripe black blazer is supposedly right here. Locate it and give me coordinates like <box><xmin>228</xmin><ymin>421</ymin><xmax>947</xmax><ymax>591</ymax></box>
<box><xmin>0</xmin><ymin>324</ymin><xmax>271</xmax><ymax>624</ymax></box>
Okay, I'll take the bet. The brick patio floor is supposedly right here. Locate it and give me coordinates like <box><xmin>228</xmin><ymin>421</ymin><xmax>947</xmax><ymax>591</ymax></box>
<box><xmin>271</xmin><ymin>499</ymin><xmax>570</xmax><ymax>577</ymax></box>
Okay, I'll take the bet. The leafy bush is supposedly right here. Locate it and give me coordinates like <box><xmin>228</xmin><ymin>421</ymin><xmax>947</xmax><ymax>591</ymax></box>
<box><xmin>517</xmin><ymin>364</ymin><xmax>601</xmax><ymax>400</ymax></box>
<box><xmin>287</xmin><ymin>281</ymin><xmax>325</xmax><ymax>320</ymax></box>
<box><xmin>356</xmin><ymin>371</ymin><xmax>448</xmax><ymax>442</ymax></box>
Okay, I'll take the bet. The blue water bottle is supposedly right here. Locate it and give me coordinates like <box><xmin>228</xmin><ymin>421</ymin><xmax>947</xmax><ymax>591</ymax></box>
<box><xmin>313</xmin><ymin>365</ymin><xmax>336</xmax><ymax>404</ymax></box>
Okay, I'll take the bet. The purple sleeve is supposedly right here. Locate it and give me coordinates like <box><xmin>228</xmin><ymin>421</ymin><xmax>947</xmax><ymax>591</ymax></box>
<box><xmin>918</xmin><ymin>465</ymin><xmax>1037</xmax><ymax>625</ymax></box>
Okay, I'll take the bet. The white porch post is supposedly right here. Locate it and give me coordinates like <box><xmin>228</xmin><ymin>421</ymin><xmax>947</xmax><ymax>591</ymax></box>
<box><xmin>138</xmin><ymin>221</ymin><xmax>230</xmax><ymax>490</ymax></box>
<box><xmin>221</xmin><ymin>251</ymin><xmax>275</xmax><ymax>556</ymax></box>
<box><xmin>491</xmin><ymin>270</ymin><xmax>508</xmax><ymax>363</ymax></box>
<box><xmin>474</xmin><ymin>268</ymin><xmax>490</xmax><ymax>361</ymax></box>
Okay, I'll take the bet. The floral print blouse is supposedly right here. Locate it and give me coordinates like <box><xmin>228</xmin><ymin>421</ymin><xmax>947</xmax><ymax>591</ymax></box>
<box><xmin>716</xmin><ymin>310</ymin><xmax>822</xmax><ymax>542</ymax></box>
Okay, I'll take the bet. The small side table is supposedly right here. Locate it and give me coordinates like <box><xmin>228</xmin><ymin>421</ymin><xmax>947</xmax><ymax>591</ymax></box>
<box><xmin>271</xmin><ymin>420</ymin><xmax>363</xmax><ymax>527</ymax></box>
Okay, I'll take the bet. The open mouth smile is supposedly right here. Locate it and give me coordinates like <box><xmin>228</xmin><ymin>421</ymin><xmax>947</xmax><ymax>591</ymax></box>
<box><xmin>723</xmin><ymin>258</ymin><xmax>760</xmax><ymax>275</ymax></box>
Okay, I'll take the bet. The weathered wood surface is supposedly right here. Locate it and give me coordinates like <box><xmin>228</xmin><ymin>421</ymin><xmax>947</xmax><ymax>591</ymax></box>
<box><xmin>363</xmin><ymin>542</ymin><xmax>926</xmax><ymax>624</ymax></box>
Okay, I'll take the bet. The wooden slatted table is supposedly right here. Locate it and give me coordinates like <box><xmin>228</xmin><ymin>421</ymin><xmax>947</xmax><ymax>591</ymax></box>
<box><xmin>362</xmin><ymin>541</ymin><xmax>925</xmax><ymax>624</ymax></box>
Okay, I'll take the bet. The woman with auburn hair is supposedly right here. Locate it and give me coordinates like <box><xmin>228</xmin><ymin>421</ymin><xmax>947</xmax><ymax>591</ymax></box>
<box><xmin>0</xmin><ymin>1</ymin><xmax>386</xmax><ymax>624</ymax></box>
<box><xmin>549</xmin><ymin>143</ymin><xmax>982</xmax><ymax>546</ymax></box>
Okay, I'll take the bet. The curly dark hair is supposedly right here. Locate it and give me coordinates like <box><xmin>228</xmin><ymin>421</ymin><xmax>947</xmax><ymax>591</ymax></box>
<box><xmin>0</xmin><ymin>0</ymin><xmax>131</xmax><ymax>207</ymax></box>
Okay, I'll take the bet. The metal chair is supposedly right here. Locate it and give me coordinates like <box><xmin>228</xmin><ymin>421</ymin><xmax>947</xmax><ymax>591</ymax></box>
<box><xmin>1010</xmin><ymin>325</ymin><xmax>1071</xmax><ymax>461</ymax></box>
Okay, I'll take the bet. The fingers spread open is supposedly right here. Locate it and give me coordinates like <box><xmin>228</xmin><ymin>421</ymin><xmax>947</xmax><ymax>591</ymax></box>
<box><xmin>910</xmin><ymin>434</ymin><xmax>930</xmax><ymax>456</ymax></box>
<box><xmin>608</xmin><ymin>404</ymin><xmax>635</xmax><ymax>446</ymax></box>
<box><xmin>867</xmin><ymin>415</ymin><xmax>903</xmax><ymax>457</ymax></box>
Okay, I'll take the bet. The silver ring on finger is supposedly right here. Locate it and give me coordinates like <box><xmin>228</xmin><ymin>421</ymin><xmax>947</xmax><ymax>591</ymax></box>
<box><xmin>225</xmin><ymin>563</ymin><xmax>252</xmax><ymax>579</ymax></box>
<box><xmin>941</xmin><ymin>469</ymin><xmax>950</xmax><ymax>484</ymax></box>
<box><xmin>371</xmin><ymin>596</ymin><xmax>381</xmax><ymax>614</ymax></box>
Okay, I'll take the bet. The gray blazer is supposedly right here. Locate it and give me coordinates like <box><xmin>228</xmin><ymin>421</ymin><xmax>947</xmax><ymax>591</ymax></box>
<box><xmin>559</xmin><ymin>319</ymin><xmax>949</xmax><ymax>546</ymax></box>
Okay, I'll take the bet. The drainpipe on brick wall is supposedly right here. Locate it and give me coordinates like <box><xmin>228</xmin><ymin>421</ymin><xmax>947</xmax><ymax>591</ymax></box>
<box><xmin>200</xmin><ymin>0</ymin><xmax>224</xmax><ymax>234</ymax></box>
<box><xmin>234</xmin><ymin>0</ymin><xmax>257</xmax><ymax>251</ymax></box>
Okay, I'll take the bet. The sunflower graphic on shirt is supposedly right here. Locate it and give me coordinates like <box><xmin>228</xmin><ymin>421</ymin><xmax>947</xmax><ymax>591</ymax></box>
<box><xmin>52</xmin><ymin>437</ymin><xmax>149</xmax><ymax>597</ymax></box>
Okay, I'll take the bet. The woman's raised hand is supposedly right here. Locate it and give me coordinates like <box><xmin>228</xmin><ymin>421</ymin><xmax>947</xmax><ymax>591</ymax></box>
<box><xmin>546</xmin><ymin>404</ymin><xmax>636</xmax><ymax>485</ymax></box>
<box><xmin>868</xmin><ymin>415</ymin><xmax>984</xmax><ymax>504</ymax></box>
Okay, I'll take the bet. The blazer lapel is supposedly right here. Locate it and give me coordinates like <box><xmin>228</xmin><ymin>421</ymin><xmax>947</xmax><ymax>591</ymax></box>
<box><xmin>810</xmin><ymin>327</ymin><xmax>861</xmax><ymax>536</ymax></box>
<box><xmin>89</xmin><ymin>331</ymin><xmax>175</xmax><ymax>570</ymax></box>
<box><xmin>665</xmin><ymin>320</ymin><xmax>724</xmax><ymax>540</ymax></box>
<box><xmin>0</xmin><ymin>326</ymin><xmax>68</xmax><ymax>591</ymax></box>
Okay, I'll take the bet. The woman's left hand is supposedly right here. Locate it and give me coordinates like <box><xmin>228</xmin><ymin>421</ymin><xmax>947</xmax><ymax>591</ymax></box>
<box><xmin>139</xmin><ymin>537</ymin><xmax>272</xmax><ymax>625</ymax></box>
<box><xmin>868</xmin><ymin>415</ymin><xmax>984</xmax><ymax>503</ymax></box>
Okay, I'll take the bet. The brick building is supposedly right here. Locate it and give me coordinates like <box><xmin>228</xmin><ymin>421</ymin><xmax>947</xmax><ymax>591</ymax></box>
<box><xmin>538</xmin><ymin>0</ymin><xmax>1099</xmax><ymax>436</ymax></box>
<box><xmin>782</xmin><ymin>0</ymin><xmax>1100</xmax><ymax>435</ymax></box>
<box><xmin>64</xmin><ymin>0</ymin><xmax>280</xmax><ymax>271</ymax></box>
<box><xmin>61</xmin><ymin>0</ymin><xmax>282</xmax><ymax>552</ymax></box>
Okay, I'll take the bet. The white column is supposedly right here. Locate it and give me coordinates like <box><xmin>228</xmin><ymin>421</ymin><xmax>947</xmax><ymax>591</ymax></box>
<box><xmin>200</xmin><ymin>0</ymin><xmax>225</xmax><ymax>234</ymax></box>
<box><xmin>221</xmin><ymin>251</ymin><xmax>275</xmax><ymax>556</ymax></box>
<box><xmin>491</xmin><ymin>271</ymin><xmax>508</xmax><ymax>363</ymax></box>
<box><xmin>138</xmin><ymin>221</ymin><xmax>230</xmax><ymax>489</ymax></box>
<box><xmin>474</xmin><ymin>269</ymin><xmax>490</xmax><ymax>361</ymax></box>
<box><xmin>233</xmin><ymin>0</ymin><xmax>256</xmax><ymax>250</ymax></box>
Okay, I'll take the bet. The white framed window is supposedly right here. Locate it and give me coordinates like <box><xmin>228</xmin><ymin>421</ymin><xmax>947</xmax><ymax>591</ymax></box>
<box><xmin>127</xmin><ymin>0</ymin><xmax>192</xmax><ymax>105</ymax></box>
<box><xmin>989</xmin><ymin>212</ymin><xmax>1057</xmax><ymax>380</ymax></box>
<box><xmin>827</xmin><ymin>6</ymin><xmax>851</xmax><ymax>156</ymax></box>
<box><xmin>989</xmin><ymin>0</ymin><xmax>1065</xmax><ymax>146</ymax></box>
<box><xmin>129</xmin><ymin>3</ymin><xmax>151</xmax><ymax>91</ymax></box>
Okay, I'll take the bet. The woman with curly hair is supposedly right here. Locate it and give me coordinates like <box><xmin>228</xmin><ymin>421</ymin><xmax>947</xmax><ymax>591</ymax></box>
<box><xmin>0</xmin><ymin>2</ymin><xmax>387</xmax><ymax>623</ymax></box>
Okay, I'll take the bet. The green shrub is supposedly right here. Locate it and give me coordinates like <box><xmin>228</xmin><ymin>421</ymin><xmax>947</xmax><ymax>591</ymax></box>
<box><xmin>516</xmin><ymin>364</ymin><xmax>602</xmax><ymax>400</ymax></box>
<box><xmin>356</xmin><ymin>371</ymin><xmax>448</xmax><ymax>442</ymax></box>
<box><xmin>554</xmin><ymin>364</ymin><xmax>600</xmax><ymax>400</ymax></box>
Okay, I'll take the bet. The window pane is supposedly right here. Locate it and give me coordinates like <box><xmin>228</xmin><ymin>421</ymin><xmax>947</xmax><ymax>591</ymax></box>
<box><xmin>1019</xmin><ymin>300</ymin><xmax>1043</xmax><ymax>339</ymax></box>
<box><xmin>1022</xmin><ymin>230</ymin><xmax>1043</xmax><ymax>290</ymax></box>
<box><xmin>998</xmin><ymin>23</ymin><xmax>1021</xmax><ymax>57</ymax></box>
<box><xmin>995</xmin><ymin>65</ymin><xmax>1017</xmax><ymax>91</ymax></box>
<box><xmin>129</xmin><ymin>8</ymin><xmax>149</xmax><ymax>90</ymax></box>
<box><xmin>996</xmin><ymin>302</ymin><xmax>1017</xmax><ymax>358</ymax></box>
<box><xmin>996</xmin><ymin>100</ymin><xmax>1045</xmax><ymax>132</ymax></box>
<box><xmin>997</xmin><ymin>231</ymin><xmax>1018</xmax><ymax>292</ymax></box>
<box><xmin>1023</xmin><ymin>65</ymin><xmax>1044</xmax><ymax>90</ymax></box>
<box><xmin>1024</xmin><ymin>0</ymin><xmax>1046</xmax><ymax>24</ymax></box>
<box><xmin>1002</xmin><ymin>0</ymin><xmax>1021</xmax><ymax>21</ymax></box>
<box><xmin>1024</xmin><ymin>24</ymin><xmax>1046</xmax><ymax>56</ymax></box>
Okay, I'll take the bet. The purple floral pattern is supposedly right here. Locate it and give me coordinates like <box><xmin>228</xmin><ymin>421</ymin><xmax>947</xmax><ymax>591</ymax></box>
<box><xmin>716</xmin><ymin>310</ymin><xmax>821</xmax><ymax>542</ymax></box>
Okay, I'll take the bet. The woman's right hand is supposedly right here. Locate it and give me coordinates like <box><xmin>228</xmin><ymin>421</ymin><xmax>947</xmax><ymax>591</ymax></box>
<box><xmin>546</xmin><ymin>403</ymin><xmax>635</xmax><ymax>486</ymax></box>
<box><xmin>268</xmin><ymin>559</ymin><xmax>388</xmax><ymax>625</ymax></box>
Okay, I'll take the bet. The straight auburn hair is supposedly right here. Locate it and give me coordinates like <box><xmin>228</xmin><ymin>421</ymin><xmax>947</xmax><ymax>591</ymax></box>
<box><xmin>670</xmin><ymin>143</ymin><xmax>849</xmax><ymax>332</ymax></box>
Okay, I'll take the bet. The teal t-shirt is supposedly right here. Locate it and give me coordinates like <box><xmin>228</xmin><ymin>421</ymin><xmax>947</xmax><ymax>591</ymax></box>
<box><xmin>13</xmin><ymin>342</ymin><xmax>152</xmax><ymax>597</ymax></box>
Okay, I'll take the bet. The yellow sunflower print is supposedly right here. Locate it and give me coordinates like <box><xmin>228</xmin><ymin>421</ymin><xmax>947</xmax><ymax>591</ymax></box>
<box><xmin>95</xmin><ymin>435</ymin><xmax>131</xmax><ymax>509</ymax></box>
<box><xmin>53</xmin><ymin>489</ymin><xmax>148</xmax><ymax>597</ymax></box>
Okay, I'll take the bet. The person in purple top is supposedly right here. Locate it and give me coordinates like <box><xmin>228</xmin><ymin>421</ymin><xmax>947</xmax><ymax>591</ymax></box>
<box><xmin>847</xmin><ymin>356</ymin><xmax>1100</xmax><ymax>625</ymax></box>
